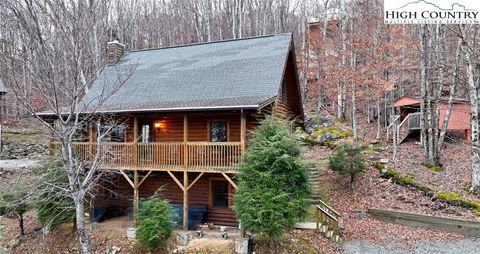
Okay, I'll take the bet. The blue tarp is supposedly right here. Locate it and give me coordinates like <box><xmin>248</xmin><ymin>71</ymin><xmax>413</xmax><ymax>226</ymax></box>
<box><xmin>171</xmin><ymin>204</ymin><xmax>207</xmax><ymax>229</ymax></box>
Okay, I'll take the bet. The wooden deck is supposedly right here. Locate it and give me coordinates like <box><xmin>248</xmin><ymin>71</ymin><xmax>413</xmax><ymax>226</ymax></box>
<box><xmin>50</xmin><ymin>142</ymin><xmax>243</xmax><ymax>173</ymax></box>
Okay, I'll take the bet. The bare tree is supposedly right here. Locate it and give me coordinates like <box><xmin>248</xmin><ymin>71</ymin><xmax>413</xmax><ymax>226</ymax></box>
<box><xmin>459</xmin><ymin>24</ymin><xmax>480</xmax><ymax>193</ymax></box>
<box><xmin>0</xmin><ymin>1</ymin><xmax>133</xmax><ymax>253</ymax></box>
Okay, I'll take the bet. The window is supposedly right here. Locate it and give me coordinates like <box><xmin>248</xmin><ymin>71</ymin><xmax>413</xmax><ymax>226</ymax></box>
<box><xmin>209</xmin><ymin>122</ymin><xmax>227</xmax><ymax>142</ymax></box>
<box><xmin>100</xmin><ymin>125</ymin><xmax>125</xmax><ymax>142</ymax></box>
<box><xmin>141</xmin><ymin>124</ymin><xmax>151</xmax><ymax>143</ymax></box>
<box><xmin>211</xmin><ymin>180</ymin><xmax>229</xmax><ymax>208</ymax></box>
<box><xmin>111</xmin><ymin>126</ymin><xmax>125</xmax><ymax>142</ymax></box>
<box><xmin>73</xmin><ymin>123</ymin><xmax>88</xmax><ymax>142</ymax></box>
<box><xmin>281</xmin><ymin>78</ymin><xmax>287</xmax><ymax>101</ymax></box>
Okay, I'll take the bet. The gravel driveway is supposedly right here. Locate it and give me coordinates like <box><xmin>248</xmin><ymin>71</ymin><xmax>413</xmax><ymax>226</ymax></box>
<box><xmin>339</xmin><ymin>239</ymin><xmax>480</xmax><ymax>254</ymax></box>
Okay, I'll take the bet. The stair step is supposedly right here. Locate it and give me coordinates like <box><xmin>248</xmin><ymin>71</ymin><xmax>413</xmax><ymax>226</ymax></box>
<box><xmin>325</xmin><ymin>230</ymin><xmax>334</xmax><ymax>238</ymax></box>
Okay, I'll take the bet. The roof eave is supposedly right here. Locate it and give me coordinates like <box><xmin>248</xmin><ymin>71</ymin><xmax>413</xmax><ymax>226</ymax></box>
<box><xmin>36</xmin><ymin>104</ymin><xmax>260</xmax><ymax>117</ymax></box>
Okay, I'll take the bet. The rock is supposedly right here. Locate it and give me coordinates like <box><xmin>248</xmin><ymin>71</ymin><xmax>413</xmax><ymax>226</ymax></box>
<box><xmin>354</xmin><ymin>211</ymin><xmax>367</xmax><ymax>220</ymax></box>
<box><xmin>126</xmin><ymin>227</ymin><xmax>136</xmax><ymax>239</ymax></box>
<box><xmin>315</xmin><ymin>132</ymin><xmax>339</xmax><ymax>143</ymax></box>
<box><xmin>0</xmin><ymin>140</ymin><xmax>48</xmax><ymax>160</ymax></box>
<box><xmin>8</xmin><ymin>239</ymin><xmax>20</xmax><ymax>248</ymax></box>
<box><xmin>304</xmin><ymin>115</ymin><xmax>333</xmax><ymax>134</ymax></box>
<box><xmin>379</xmin><ymin>159</ymin><xmax>389</xmax><ymax>164</ymax></box>
<box><xmin>176</xmin><ymin>232</ymin><xmax>193</xmax><ymax>247</ymax></box>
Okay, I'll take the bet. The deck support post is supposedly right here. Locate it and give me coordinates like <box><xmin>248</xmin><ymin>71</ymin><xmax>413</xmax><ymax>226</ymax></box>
<box><xmin>240</xmin><ymin>110</ymin><xmax>246</xmax><ymax>155</ymax></box>
<box><xmin>239</xmin><ymin>111</ymin><xmax>246</xmax><ymax>236</ymax></box>
<box><xmin>183</xmin><ymin>114</ymin><xmax>189</xmax><ymax>231</ymax></box>
<box><xmin>133</xmin><ymin>170</ymin><xmax>139</xmax><ymax>224</ymax></box>
<box><xmin>119</xmin><ymin>169</ymin><xmax>153</xmax><ymax>225</ymax></box>
<box><xmin>183</xmin><ymin>171</ymin><xmax>188</xmax><ymax>231</ymax></box>
<box><xmin>221</xmin><ymin>172</ymin><xmax>237</xmax><ymax>190</ymax></box>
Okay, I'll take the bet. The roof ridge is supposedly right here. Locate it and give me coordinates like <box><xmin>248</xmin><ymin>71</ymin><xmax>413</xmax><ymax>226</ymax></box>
<box><xmin>129</xmin><ymin>33</ymin><xmax>292</xmax><ymax>53</ymax></box>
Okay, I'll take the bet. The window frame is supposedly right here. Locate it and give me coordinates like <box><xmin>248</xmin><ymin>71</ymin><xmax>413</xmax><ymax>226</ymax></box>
<box><xmin>207</xmin><ymin>120</ymin><xmax>229</xmax><ymax>142</ymax></box>
<box><xmin>208</xmin><ymin>177</ymin><xmax>233</xmax><ymax>209</ymax></box>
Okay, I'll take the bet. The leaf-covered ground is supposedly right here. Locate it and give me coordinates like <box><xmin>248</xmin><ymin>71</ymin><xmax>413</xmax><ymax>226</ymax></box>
<box><xmin>303</xmin><ymin>111</ymin><xmax>478</xmax><ymax>249</ymax></box>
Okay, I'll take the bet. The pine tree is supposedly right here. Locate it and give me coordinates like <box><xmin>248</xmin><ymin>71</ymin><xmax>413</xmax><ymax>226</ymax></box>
<box><xmin>329</xmin><ymin>143</ymin><xmax>365</xmax><ymax>189</ymax></box>
<box><xmin>234</xmin><ymin>117</ymin><xmax>310</xmax><ymax>240</ymax></box>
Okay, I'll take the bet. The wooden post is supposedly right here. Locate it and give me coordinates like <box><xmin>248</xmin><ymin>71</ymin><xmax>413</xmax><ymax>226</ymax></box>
<box><xmin>183</xmin><ymin>114</ymin><xmax>189</xmax><ymax>231</ymax></box>
<box><xmin>240</xmin><ymin>110</ymin><xmax>246</xmax><ymax>155</ymax></box>
<box><xmin>134</xmin><ymin>170</ymin><xmax>139</xmax><ymax>224</ymax></box>
<box><xmin>133</xmin><ymin>117</ymin><xmax>138</xmax><ymax>166</ymax></box>
<box><xmin>183</xmin><ymin>171</ymin><xmax>188</xmax><ymax>231</ymax></box>
<box><xmin>133</xmin><ymin>117</ymin><xmax>138</xmax><ymax>141</ymax></box>
<box><xmin>466</xmin><ymin>129</ymin><xmax>472</xmax><ymax>141</ymax></box>
<box><xmin>88</xmin><ymin>124</ymin><xmax>94</xmax><ymax>142</ymax></box>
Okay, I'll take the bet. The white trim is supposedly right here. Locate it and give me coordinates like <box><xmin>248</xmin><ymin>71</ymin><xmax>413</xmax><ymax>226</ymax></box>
<box><xmin>36</xmin><ymin>104</ymin><xmax>259</xmax><ymax>116</ymax></box>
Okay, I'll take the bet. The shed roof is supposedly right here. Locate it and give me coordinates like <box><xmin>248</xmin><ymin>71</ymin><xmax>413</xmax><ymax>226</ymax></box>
<box><xmin>77</xmin><ymin>33</ymin><xmax>293</xmax><ymax>113</ymax></box>
<box><xmin>389</xmin><ymin>97</ymin><xmax>421</xmax><ymax>108</ymax></box>
<box><xmin>389</xmin><ymin>96</ymin><xmax>469</xmax><ymax>108</ymax></box>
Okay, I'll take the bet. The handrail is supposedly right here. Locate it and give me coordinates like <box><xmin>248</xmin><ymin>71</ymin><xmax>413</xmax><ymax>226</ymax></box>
<box><xmin>386</xmin><ymin>115</ymin><xmax>400</xmax><ymax>140</ymax></box>
<box><xmin>317</xmin><ymin>199</ymin><xmax>340</xmax><ymax>219</ymax></box>
<box><xmin>315</xmin><ymin>199</ymin><xmax>342</xmax><ymax>240</ymax></box>
<box><xmin>49</xmin><ymin>141</ymin><xmax>243</xmax><ymax>172</ymax></box>
<box><xmin>396</xmin><ymin>112</ymin><xmax>421</xmax><ymax>144</ymax></box>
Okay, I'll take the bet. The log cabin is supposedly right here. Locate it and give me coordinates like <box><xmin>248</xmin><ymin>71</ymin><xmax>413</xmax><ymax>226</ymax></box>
<box><xmin>387</xmin><ymin>96</ymin><xmax>471</xmax><ymax>144</ymax></box>
<box><xmin>41</xmin><ymin>33</ymin><xmax>304</xmax><ymax>230</ymax></box>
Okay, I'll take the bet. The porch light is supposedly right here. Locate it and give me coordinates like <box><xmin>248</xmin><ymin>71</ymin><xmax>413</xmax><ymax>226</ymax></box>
<box><xmin>154</xmin><ymin>122</ymin><xmax>162</xmax><ymax>130</ymax></box>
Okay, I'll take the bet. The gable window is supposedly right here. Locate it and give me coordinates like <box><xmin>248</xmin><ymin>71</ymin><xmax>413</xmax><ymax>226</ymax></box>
<box><xmin>209</xmin><ymin>122</ymin><xmax>227</xmax><ymax>142</ymax></box>
<box><xmin>281</xmin><ymin>78</ymin><xmax>287</xmax><ymax>101</ymax></box>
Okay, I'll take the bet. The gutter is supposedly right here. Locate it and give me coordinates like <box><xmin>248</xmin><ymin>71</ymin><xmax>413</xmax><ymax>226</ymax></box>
<box><xmin>36</xmin><ymin>104</ymin><xmax>260</xmax><ymax>116</ymax></box>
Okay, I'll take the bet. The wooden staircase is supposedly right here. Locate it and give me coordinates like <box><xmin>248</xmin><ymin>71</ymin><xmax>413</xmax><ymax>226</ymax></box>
<box><xmin>386</xmin><ymin>112</ymin><xmax>421</xmax><ymax>144</ymax></box>
<box><xmin>308</xmin><ymin>161</ymin><xmax>343</xmax><ymax>242</ymax></box>
<box><xmin>314</xmin><ymin>200</ymin><xmax>343</xmax><ymax>242</ymax></box>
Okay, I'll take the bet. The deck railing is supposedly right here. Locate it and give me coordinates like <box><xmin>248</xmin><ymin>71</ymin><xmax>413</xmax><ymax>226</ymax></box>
<box><xmin>386</xmin><ymin>115</ymin><xmax>400</xmax><ymax>141</ymax></box>
<box><xmin>315</xmin><ymin>199</ymin><xmax>342</xmax><ymax>241</ymax></box>
<box><xmin>49</xmin><ymin>142</ymin><xmax>243</xmax><ymax>172</ymax></box>
<box><xmin>397</xmin><ymin>112</ymin><xmax>421</xmax><ymax>144</ymax></box>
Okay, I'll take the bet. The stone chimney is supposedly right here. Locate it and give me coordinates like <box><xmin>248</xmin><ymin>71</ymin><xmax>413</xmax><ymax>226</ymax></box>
<box><xmin>107</xmin><ymin>40</ymin><xmax>125</xmax><ymax>66</ymax></box>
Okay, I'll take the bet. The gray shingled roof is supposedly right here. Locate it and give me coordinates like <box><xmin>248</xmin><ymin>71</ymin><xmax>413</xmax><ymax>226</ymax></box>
<box><xmin>79</xmin><ymin>33</ymin><xmax>292</xmax><ymax>113</ymax></box>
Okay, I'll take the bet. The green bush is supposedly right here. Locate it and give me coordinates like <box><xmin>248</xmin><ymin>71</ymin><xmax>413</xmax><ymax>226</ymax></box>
<box><xmin>436</xmin><ymin>192</ymin><xmax>480</xmax><ymax>214</ymax></box>
<box><xmin>234</xmin><ymin>117</ymin><xmax>311</xmax><ymax>240</ymax></box>
<box><xmin>34</xmin><ymin>160</ymin><xmax>76</xmax><ymax>231</ymax></box>
<box><xmin>329</xmin><ymin>143</ymin><xmax>366</xmax><ymax>189</ymax></box>
<box><xmin>312</xmin><ymin>127</ymin><xmax>352</xmax><ymax>139</ymax></box>
<box><xmin>136</xmin><ymin>197</ymin><xmax>175</xmax><ymax>250</ymax></box>
<box><xmin>421</xmin><ymin>162</ymin><xmax>443</xmax><ymax>172</ymax></box>
<box><xmin>0</xmin><ymin>186</ymin><xmax>30</xmax><ymax>235</ymax></box>
<box><xmin>381</xmin><ymin>169</ymin><xmax>434</xmax><ymax>196</ymax></box>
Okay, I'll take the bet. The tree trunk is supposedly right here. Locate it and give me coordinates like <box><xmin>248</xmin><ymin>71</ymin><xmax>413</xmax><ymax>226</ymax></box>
<box><xmin>420</xmin><ymin>25</ymin><xmax>428</xmax><ymax>150</ymax></box>
<box><xmin>350</xmin><ymin>174</ymin><xmax>355</xmax><ymax>190</ymax></box>
<box><xmin>75</xmin><ymin>196</ymin><xmax>92</xmax><ymax>254</ymax></box>
<box><xmin>376</xmin><ymin>101</ymin><xmax>381</xmax><ymax>140</ymax></box>
<box><xmin>462</xmin><ymin>36</ymin><xmax>480</xmax><ymax>192</ymax></box>
<box><xmin>18</xmin><ymin>213</ymin><xmax>24</xmax><ymax>236</ymax></box>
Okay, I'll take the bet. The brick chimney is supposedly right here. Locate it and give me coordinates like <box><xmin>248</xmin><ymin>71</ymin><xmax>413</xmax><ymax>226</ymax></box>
<box><xmin>107</xmin><ymin>40</ymin><xmax>125</xmax><ymax>66</ymax></box>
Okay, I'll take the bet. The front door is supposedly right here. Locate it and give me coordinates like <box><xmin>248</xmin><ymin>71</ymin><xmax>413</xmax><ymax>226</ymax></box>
<box><xmin>209</xmin><ymin>179</ymin><xmax>231</xmax><ymax>209</ymax></box>
<box><xmin>139</xmin><ymin>124</ymin><xmax>153</xmax><ymax>161</ymax></box>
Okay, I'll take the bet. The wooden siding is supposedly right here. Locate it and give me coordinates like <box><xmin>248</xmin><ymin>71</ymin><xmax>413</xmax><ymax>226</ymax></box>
<box><xmin>119</xmin><ymin>112</ymin><xmax>256</xmax><ymax>143</ymax></box>
<box><xmin>439</xmin><ymin>103</ymin><xmax>471</xmax><ymax>130</ymax></box>
<box><xmin>273</xmin><ymin>49</ymin><xmax>303</xmax><ymax>123</ymax></box>
<box><xmin>95</xmin><ymin>172</ymin><xmax>237</xmax><ymax>226</ymax></box>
